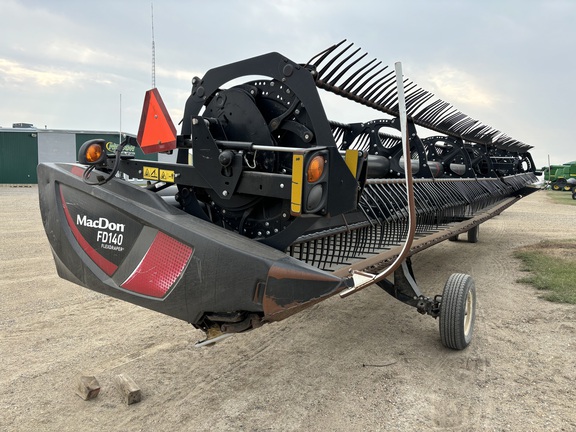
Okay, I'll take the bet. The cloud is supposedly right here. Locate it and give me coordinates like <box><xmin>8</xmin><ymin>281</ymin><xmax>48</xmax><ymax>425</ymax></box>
<box><xmin>0</xmin><ymin>58</ymin><xmax>90</xmax><ymax>87</ymax></box>
<box><xmin>155</xmin><ymin>65</ymin><xmax>204</xmax><ymax>86</ymax></box>
<box><xmin>43</xmin><ymin>40</ymin><xmax>117</xmax><ymax>67</ymax></box>
<box><xmin>419</xmin><ymin>66</ymin><xmax>499</xmax><ymax>108</ymax></box>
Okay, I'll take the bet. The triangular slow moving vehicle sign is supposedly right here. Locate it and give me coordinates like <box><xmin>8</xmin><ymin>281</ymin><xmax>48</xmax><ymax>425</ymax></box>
<box><xmin>137</xmin><ymin>88</ymin><xmax>177</xmax><ymax>154</ymax></box>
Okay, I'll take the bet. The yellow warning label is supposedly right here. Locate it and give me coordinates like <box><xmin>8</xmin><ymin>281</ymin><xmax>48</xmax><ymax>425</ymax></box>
<box><xmin>160</xmin><ymin>169</ymin><xmax>175</xmax><ymax>183</ymax></box>
<box><xmin>143</xmin><ymin>166</ymin><xmax>159</xmax><ymax>180</ymax></box>
<box><xmin>345</xmin><ymin>149</ymin><xmax>359</xmax><ymax>178</ymax></box>
<box><xmin>291</xmin><ymin>154</ymin><xmax>304</xmax><ymax>215</ymax></box>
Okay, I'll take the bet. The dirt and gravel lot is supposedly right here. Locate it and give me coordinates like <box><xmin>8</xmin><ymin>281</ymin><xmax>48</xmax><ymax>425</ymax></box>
<box><xmin>1</xmin><ymin>186</ymin><xmax>575</xmax><ymax>431</ymax></box>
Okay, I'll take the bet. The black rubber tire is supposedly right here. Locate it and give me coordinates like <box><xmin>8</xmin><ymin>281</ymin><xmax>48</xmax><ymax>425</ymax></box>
<box><xmin>555</xmin><ymin>179</ymin><xmax>567</xmax><ymax>190</ymax></box>
<box><xmin>551</xmin><ymin>181</ymin><xmax>561</xmax><ymax>191</ymax></box>
<box><xmin>467</xmin><ymin>225</ymin><xmax>479</xmax><ymax>243</ymax></box>
<box><xmin>439</xmin><ymin>273</ymin><xmax>476</xmax><ymax>350</ymax></box>
<box><xmin>448</xmin><ymin>235</ymin><xmax>459</xmax><ymax>242</ymax></box>
<box><xmin>572</xmin><ymin>191</ymin><xmax>576</xmax><ymax>200</ymax></box>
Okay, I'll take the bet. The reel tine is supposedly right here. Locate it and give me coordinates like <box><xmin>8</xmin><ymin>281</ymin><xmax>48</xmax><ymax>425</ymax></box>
<box><xmin>429</xmin><ymin>106</ymin><xmax>458</xmax><ymax>125</ymax></box>
<box><xmin>380</xmin><ymin>77</ymin><xmax>412</xmax><ymax>111</ymax></box>
<box><xmin>373</xmin><ymin>82</ymin><xmax>400</xmax><ymax>108</ymax></box>
<box><xmin>316</xmin><ymin>42</ymin><xmax>355</xmax><ymax>80</ymax></box>
<box><xmin>417</xmin><ymin>100</ymin><xmax>448</xmax><ymax>123</ymax></box>
<box><xmin>345</xmin><ymin>61</ymin><xmax>384</xmax><ymax>94</ymax></box>
<box><xmin>318</xmin><ymin>45</ymin><xmax>366</xmax><ymax>85</ymax></box>
<box><xmin>307</xmin><ymin>39</ymin><xmax>348</xmax><ymax>69</ymax></box>
<box><xmin>326</xmin><ymin>49</ymin><xmax>367</xmax><ymax>86</ymax></box>
<box><xmin>386</xmin><ymin>79</ymin><xmax>420</xmax><ymax>112</ymax></box>
<box><xmin>415</xmin><ymin>182</ymin><xmax>437</xmax><ymax>230</ymax></box>
<box><xmin>457</xmin><ymin>119</ymin><xmax>480</xmax><ymax>135</ymax></box>
<box><xmin>350</xmin><ymin>65</ymin><xmax>389</xmax><ymax>97</ymax></box>
<box><xmin>363</xmin><ymin>187</ymin><xmax>387</xmax><ymax>225</ymax></box>
<box><xmin>393</xmin><ymin>80</ymin><xmax>417</xmax><ymax>107</ymax></box>
<box><xmin>366</xmin><ymin>73</ymin><xmax>398</xmax><ymax>105</ymax></box>
<box><xmin>343</xmin><ymin>230</ymin><xmax>353</xmax><ymax>262</ymax></box>
<box><xmin>440</xmin><ymin>112</ymin><xmax>467</xmax><ymax>128</ymax></box>
<box><xmin>405</xmin><ymin>88</ymin><xmax>432</xmax><ymax>112</ymax></box>
<box><xmin>312</xmin><ymin>41</ymin><xmax>532</xmax><ymax>150</ymax></box>
<box><xmin>339</xmin><ymin>58</ymin><xmax>379</xmax><ymax>91</ymax></box>
<box><xmin>329</xmin><ymin>235</ymin><xmax>340</xmax><ymax>269</ymax></box>
<box><xmin>360</xmin><ymin>69</ymin><xmax>394</xmax><ymax>101</ymax></box>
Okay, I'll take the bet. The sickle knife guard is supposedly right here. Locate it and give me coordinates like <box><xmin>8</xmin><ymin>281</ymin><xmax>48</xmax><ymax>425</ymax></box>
<box><xmin>38</xmin><ymin>41</ymin><xmax>537</xmax><ymax>350</ymax></box>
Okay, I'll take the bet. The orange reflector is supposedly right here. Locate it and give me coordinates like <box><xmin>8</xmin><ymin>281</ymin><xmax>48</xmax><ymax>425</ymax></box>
<box><xmin>307</xmin><ymin>155</ymin><xmax>325</xmax><ymax>183</ymax></box>
<box><xmin>85</xmin><ymin>143</ymin><xmax>103</xmax><ymax>163</ymax></box>
<box><xmin>137</xmin><ymin>88</ymin><xmax>177</xmax><ymax>154</ymax></box>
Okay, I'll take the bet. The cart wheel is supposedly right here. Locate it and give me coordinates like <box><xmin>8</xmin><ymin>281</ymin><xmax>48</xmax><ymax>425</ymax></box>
<box><xmin>439</xmin><ymin>273</ymin><xmax>476</xmax><ymax>350</ymax></box>
<box><xmin>467</xmin><ymin>225</ymin><xmax>479</xmax><ymax>243</ymax></box>
<box><xmin>448</xmin><ymin>234</ymin><xmax>459</xmax><ymax>242</ymax></box>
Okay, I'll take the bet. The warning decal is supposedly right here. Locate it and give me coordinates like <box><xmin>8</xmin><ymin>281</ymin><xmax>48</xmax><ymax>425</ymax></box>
<box><xmin>160</xmin><ymin>169</ymin><xmax>175</xmax><ymax>182</ymax></box>
<box><xmin>143</xmin><ymin>166</ymin><xmax>159</xmax><ymax>180</ymax></box>
<box><xmin>143</xmin><ymin>166</ymin><xmax>175</xmax><ymax>183</ymax></box>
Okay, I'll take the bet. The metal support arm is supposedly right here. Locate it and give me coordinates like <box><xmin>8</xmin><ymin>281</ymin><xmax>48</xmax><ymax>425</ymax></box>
<box><xmin>376</xmin><ymin>259</ymin><xmax>441</xmax><ymax>318</ymax></box>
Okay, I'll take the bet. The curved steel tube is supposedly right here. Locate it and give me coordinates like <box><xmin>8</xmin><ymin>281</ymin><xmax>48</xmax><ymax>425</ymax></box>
<box><xmin>340</xmin><ymin>62</ymin><xmax>417</xmax><ymax>298</ymax></box>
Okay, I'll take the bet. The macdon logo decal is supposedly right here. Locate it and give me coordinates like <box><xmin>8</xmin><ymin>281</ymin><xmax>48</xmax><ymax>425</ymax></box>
<box><xmin>76</xmin><ymin>215</ymin><xmax>125</xmax><ymax>232</ymax></box>
<box><xmin>76</xmin><ymin>215</ymin><xmax>125</xmax><ymax>250</ymax></box>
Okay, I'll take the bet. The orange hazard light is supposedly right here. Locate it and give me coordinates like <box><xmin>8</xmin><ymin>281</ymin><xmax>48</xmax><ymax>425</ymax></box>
<box><xmin>137</xmin><ymin>88</ymin><xmax>177</xmax><ymax>154</ymax></box>
<box><xmin>85</xmin><ymin>142</ymin><xmax>103</xmax><ymax>163</ymax></box>
<box><xmin>307</xmin><ymin>155</ymin><xmax>325</xmax><ymax>183</ymax></box>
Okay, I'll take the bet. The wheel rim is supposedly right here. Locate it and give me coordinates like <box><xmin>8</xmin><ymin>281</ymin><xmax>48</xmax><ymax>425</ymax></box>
<box><xmin>463</xmin><ymin>290</ymin><xmax>473</xmax><ymax>336</ymax></box>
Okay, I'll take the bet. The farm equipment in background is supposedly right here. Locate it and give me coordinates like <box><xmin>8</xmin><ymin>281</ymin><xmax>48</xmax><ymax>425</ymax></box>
<box><xmin>38</xmin><ymin>41</ymin><xmax>538</xmax><ymax>350</ymax></box>
<box><xmin>542</xmin><ymin>161</ymin><xmax>576</xmax><ymax>191</ymax></box>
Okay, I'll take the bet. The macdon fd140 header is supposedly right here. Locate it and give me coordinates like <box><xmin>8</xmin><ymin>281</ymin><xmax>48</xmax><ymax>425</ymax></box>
<box><xmin>38</xmin><ymin>41</ymin><xmax>538</xmax><ymax>349</ymax></box>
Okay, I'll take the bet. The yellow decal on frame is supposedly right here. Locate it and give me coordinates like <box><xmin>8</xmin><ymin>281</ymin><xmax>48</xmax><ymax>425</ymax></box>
<box><xmin>143</xmin><ymin>166</ymin><xmax>159</xmax><ymax>180</ymax></box>
<box><xmin>160</xmin><ymin>169</ymin><xmax>175</xmax><ymax>182</ymax></box>
<box><xmin>291</xmin><ymin>154</ymin><xmax>304</xmax><ymax>215</ymax></box>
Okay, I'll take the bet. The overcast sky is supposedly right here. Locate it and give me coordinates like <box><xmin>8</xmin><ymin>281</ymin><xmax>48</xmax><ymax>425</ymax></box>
<box><xmin>1</xmin><ymin>0</ymin><xmax>574</xmax><ymax>167</ymax></box>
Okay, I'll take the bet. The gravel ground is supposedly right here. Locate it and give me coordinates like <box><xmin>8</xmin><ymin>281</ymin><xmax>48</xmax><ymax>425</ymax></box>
<box><xmin>1</xmin><ymin>186</ymin><xmax>575</xmax><ymax>431</ymax></box>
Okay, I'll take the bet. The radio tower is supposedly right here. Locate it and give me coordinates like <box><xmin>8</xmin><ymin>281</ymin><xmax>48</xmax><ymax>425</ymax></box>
<box><xmin>151</xmin><ymin>2</ymin><xmax>156</xmax><ymax>89</ymax></box>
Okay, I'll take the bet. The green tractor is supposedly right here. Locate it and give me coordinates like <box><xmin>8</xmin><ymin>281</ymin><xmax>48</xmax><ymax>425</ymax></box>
<box><xmin>542</xmin><ymin>161</ymin><xmax>576</xmax><ymax>191</ymax></box>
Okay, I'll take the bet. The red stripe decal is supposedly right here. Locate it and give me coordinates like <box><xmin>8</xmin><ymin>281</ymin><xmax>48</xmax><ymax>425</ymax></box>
<box><xmin>121</xmin><ymin>232</ymin><xmax>192</xmax><ymax>298</ymax></box>
<box><xmin>70</xmin><ymin>166</ymin><xmax>85</xmax><ymax>177</ymax></box>
<box><xmin>59</xmin><ymin>188</ymin><xmax>118</xmax><ymax>276</ymax></box>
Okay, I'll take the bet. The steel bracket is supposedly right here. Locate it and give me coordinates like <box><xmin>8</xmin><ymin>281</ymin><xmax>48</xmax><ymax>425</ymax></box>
<box><xmin>376</xmin><ymin>258</ymin><xmax>441</xmax><ymax>318</ymax></box>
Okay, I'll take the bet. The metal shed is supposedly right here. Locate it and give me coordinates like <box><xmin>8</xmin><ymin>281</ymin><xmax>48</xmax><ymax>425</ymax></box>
<box><xmin>0</xmin><ymin>128</ymin><xmax>38</xmax><ymax>183</ymax></box>
<box><xmin>0</xmin><ymin>127</ymin><xmax>159</xmax><ymax>184</ymax></box>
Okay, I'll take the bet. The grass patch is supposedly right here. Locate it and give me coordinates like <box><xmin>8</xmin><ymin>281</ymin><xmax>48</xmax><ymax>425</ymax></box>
<box><xmin>514</xmin><ymin>240</ymin><xmax>576</xmax><ymax>304</ymax></box>
<box><xmin>545</xmin><ymin>190</ymin><xmax>576</xmax><ymax>206</ymax></box>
